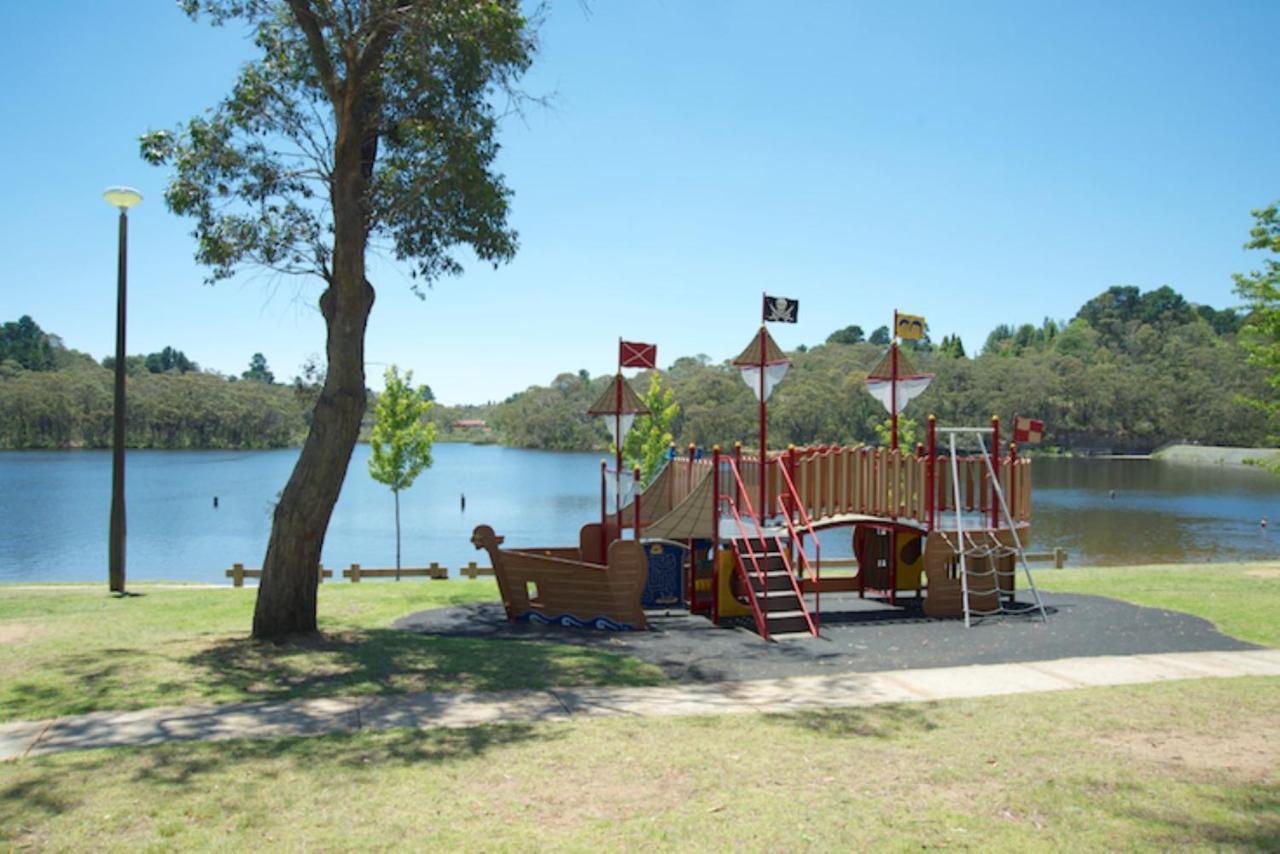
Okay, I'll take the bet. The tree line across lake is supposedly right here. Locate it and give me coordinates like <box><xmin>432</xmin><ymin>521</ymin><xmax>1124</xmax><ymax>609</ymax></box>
<box><xmin>488</xmin><ymin>285</ymin><xmax>1268</xmax><ymax>456</ymax></box>
<box><xmin>0</xmin><ymin>283</ymin><xmax>1268</xmax><ymax>454</ymax></box>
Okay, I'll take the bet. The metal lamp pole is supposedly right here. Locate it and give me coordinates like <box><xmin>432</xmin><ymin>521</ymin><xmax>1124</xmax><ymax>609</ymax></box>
<box><xmin>103</xmin><ymin>187</ymin><xmax>142</xmax><ymax>594</ymax></box>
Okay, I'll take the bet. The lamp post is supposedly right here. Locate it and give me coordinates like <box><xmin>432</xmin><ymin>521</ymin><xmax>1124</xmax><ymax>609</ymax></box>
<box><xmin>103</xmin><ymin>186</ymin><xmax>142</xmax><ymax>594</ymax></box>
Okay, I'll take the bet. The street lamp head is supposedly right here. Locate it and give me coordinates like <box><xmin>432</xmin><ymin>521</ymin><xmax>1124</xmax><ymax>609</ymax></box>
<box><xmin>102</xmin><ymin>186</ymin><xmax>143</xmax><ymax>210</ymax></box>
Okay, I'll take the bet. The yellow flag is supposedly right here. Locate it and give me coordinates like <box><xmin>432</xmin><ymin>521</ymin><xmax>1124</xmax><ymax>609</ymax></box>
<box><xmin>895</xmin><ymin>313</ymin><xmax>926</xmax><ymax>340</ymax></box>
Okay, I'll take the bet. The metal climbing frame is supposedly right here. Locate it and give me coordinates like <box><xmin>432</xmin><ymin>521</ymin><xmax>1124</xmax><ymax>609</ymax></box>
<box><xmin>940</xmin><ymin>427</ymin><xmax>1048</xmax><ymax>627</ymax></box>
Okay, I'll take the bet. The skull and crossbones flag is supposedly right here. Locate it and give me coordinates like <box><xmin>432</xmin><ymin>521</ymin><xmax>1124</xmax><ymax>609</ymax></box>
<box><xmin>762</xmin><ymin>294</ymin><xmax>798</xmax><ymax>323</ymax></box>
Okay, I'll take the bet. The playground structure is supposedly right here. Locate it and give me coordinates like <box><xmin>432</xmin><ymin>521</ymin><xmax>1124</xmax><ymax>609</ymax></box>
<box><xmin>475</xmin><ymin>317</ymin><xmax>1047</xmax><ymax>639</ymax></box>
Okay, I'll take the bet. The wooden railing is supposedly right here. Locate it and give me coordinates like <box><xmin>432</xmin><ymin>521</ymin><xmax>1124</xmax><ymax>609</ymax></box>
<box><xmin>779</xmin><ymin>443</ymin><xmax>1032</xmax><ymax>528</ymax></box>
<box><xmin>225</xmin><ymin>561</ymin><xmax>494</xmax><ymax>587</ymax></box>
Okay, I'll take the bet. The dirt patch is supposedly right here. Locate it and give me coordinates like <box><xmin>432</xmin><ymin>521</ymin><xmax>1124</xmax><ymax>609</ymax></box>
<box><xmin>0</xmin><ymin>621</ymin><xmax>44</xmax><ymax>644</ymax></box>
<box><xmin>1245</xmin><ymin>567</ymin><xmax>1280</xmax><ymax>579</ymax></box>
<box><xmin>1100</xmin><ymin>730</ymin><xmax>1280</xmax><ymax>783</ymax></box>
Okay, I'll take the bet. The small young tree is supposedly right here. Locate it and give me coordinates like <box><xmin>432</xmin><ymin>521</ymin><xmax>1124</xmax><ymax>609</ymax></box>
<box><xmin>618</xmin><ymin>373</ymin><xmax>680</xmax><ymax>487</ymax></box>
<box><xmin>368</xmin><ymin>366</ymin><xmax>436</xmax><ymax>579</ymax></box>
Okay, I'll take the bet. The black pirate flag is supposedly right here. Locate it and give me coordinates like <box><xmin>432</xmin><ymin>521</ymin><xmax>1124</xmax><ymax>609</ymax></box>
<box><xmin>762</xmin><ymin>294</ymin><xmax>799</xmax><ymax>323</ymax></box>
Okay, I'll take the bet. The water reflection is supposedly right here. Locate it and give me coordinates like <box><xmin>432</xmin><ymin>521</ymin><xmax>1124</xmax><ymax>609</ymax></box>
<box><xmin>0</xmin><ymin>448</ymin><xmax>1276</xmax><ymax>582</ymax></box>
<box><xmin>1030</xmin><ymin>458</ymin><xmax>1278</xmax><ymax>565</ymax></box>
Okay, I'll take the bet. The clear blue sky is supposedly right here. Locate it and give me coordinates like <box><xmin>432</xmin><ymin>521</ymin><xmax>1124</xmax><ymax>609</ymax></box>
<box><xmin>1</xmin><ymin>1</ymin><xmax>1277</xmax><ymax>404</ymax></box>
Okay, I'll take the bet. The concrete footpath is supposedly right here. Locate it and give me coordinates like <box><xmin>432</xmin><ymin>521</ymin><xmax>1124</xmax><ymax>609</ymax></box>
<box><xmin>3</xmin><ymin>649</ymin><xmax>1278</xmax><ymax>761</ymax></box>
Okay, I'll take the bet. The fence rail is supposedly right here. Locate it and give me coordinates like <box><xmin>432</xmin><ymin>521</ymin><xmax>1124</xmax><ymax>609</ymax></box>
<box><xmin>225</xmin><ymin>561</ymin><xmax>494</xmax><ymax>587</ymax></box>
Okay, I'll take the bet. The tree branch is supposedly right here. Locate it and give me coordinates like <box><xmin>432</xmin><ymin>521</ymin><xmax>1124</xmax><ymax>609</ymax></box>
<box><xmin>285</xmin><ymin>0</ymin><xmax>340</xmax><ymax>104</ymax></box>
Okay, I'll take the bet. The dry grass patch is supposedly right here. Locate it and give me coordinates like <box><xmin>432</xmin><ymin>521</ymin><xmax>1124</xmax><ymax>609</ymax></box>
<box><xmin>3</xmin><ymin>677</ymin><xmax>1276</xmax><ymax>850</ymax></box>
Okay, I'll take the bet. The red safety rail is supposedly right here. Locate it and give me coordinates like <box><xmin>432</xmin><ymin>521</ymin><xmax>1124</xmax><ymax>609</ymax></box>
<box><xmin>774</xmin><ymin>458</ymin><xmax>822</xmax><ymax>635</ymax></box>
<box><xmin>720</xmin><ymin>458</ymin><xmax>772</xmax><ymax>640</ymax></box>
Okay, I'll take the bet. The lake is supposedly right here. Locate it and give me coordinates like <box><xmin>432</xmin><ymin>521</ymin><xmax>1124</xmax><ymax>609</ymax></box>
<box><xmin>0</xmin><ymin>445</ymin><xmax>1276</xmax><ymax>583</ymax></box>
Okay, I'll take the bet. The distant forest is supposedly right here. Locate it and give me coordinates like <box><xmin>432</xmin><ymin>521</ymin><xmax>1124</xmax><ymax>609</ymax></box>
<box><xmin>0</xmin><ymin>284</ymin><xmax>1268</xmax><ymax>453</ymax></box>
<box><xmin>485</xmin><ymin>285</ymin><xmax>1267</xmax><ymax>455</ymax></box>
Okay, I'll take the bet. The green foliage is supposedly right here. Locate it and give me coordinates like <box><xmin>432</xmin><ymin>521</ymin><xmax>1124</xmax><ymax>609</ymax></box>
<box><xmin>480</xmin><ymin>285</ymin><xmax>1264</xmax><ymax>455</ymax></box>
<box><xmin>826</xmin><ymin>325</ymin><xmax>865</xmax><ymax>345</ymax></box>
<box><xmin>0</xmin><ymin>361</ymin><xmax>306</xmax><ymax>450</ymax></box>
<box><xmin>873</xmin><ymin>415</ymin><xmax>920</xmax><ymax>449</ymax></box>
<box><xmin>368</xmin><ymin>366</ymin><xmax>436</xmax><ymax>494</ymax></box>
<box><xmin>1233</xmin><ymin>200</ymin><xmax>1280</xmax><ymax>458</ymax></box>
<box><xmin>491</xmin><ymin>372</ymin><xmax>609</xmax><ymax>451</ymax></box>
<box><xmin>868</xmin><ymin>326</ymin><xmax>891</xmax><ymax>345</ymax></box>
<box><xmin>368</xmin><ymin>365</ymin><xmax>436</xmax><ymax>574</ymax></box>
<box><xmin>142</xmin><ymin>0</ymin><xmax>535</xmax><ymax>288</ymax></box>
<box><xmin>0</xmin><ymin>315</ymin><xmax>55</xmax><ymax>371</ymax></box>
<box><xmin>144</xmin><ymin>346</ymin><xmax>198</xmax><ymax>374</ymax></box>
<box><xmin>242</xmin><ymin>352</ymin><xmax>274</xmax><ymax>384</ymax></box>
<box><xmin>618</xmin><ymin>373</ymin><xmax>680</xmax><ymax>486</ymax></box>
<box><xmin>937</xmin><ymin>334</ymin><xmax>966</xmax><ymax>359</ymax></box>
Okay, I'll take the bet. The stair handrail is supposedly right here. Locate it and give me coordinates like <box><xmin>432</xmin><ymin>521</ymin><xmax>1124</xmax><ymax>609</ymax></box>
<box><xmin>774</xmin><ymin>459</ymin><xmax>821</xmax><ymax>636</ymax></box>
<box><xmin>723</xmin><ymin>458</ymin><xmax>777</xmax><ymax>639</ymax></box>
<box><xmin>724</xmin><ymin>457</ymin><xmax>775</xmax><ymax>571</ymax></box>
<box><xmin>719</xmin><ymin>493</ymin><xmax>770</xmax><ymax>641</ymax></box>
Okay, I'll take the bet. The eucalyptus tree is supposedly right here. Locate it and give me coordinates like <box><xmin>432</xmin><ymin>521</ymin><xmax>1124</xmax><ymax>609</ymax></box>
<box><xmin>1234</xmin><ymin>200</ymin><xmax>1280</xmax><ymax>457</ymax></box>
<box><xmin>143</xmin><ymin>0</ymin><xmax>537</xmax><ymax>638</ymax></box>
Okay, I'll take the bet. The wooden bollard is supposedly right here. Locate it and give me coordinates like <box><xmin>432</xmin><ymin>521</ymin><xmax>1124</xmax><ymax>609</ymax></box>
<box><xmin>232</xmin><ymin>563</ymin><xmax>244</xmax><ymax>588</ymax></box>
<box><xmin>350</xmin><ymin>563</ymin><xmax>361</xmax><ymax>583</ymax></box>
<box><xmin>428</xmin><ymin>561</ymin><xmax>445</xmax><ymax>579</ymax></box>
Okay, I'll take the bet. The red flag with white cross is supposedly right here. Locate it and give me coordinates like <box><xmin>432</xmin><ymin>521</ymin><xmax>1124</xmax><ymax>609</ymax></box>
<box><xmin>619</xmin><ymin>341</ymin><xmax>657</xmax><ymax>370</ymax></box>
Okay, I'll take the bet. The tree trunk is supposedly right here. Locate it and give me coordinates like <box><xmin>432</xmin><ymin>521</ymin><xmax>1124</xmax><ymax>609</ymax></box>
<box><xmin>252</xmin><ymin>94</ymin><xmax>376</xmax><ymax>640</ymax></box>
<box><xmin>394</xmin><ymin>489</ymin><xmax>401</xmax><ymax>580</ymax></box>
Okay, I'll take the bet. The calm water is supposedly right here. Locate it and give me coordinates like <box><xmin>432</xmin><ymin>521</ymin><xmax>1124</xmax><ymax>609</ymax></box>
<box><xmin>0</xmin><ymin>445</ymin><xmax>1276</xmax><ymax>583</ymax></box>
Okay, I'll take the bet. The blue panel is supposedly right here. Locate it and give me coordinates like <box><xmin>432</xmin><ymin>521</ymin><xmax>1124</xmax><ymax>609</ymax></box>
<box><xmin>641</xmin><ymin>541</ymin><xmax>685</xmax><ymax>609</ymax></box>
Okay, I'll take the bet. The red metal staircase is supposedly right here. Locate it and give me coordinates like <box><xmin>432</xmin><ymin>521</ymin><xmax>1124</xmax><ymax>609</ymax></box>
<box><xmin>722</xmin><ymin>458</ymin><xmax>818</xmax><ymax>640</ymax></box>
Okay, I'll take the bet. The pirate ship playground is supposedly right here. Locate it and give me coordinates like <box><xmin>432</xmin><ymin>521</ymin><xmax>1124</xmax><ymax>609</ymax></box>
<box><xmin>472</xmin><ymin>299</ymin><xmax>1049</xmax><ymax>639</ymax></box>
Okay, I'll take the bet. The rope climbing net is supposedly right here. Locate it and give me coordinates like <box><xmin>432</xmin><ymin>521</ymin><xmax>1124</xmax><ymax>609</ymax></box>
<box><xmin>939</xmin><ymin>427</ymin><xmax>1049</xmax><ymax>627</ymax></box>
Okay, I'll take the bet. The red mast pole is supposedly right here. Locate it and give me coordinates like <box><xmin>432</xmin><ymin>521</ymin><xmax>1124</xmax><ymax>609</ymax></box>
<box><xmin>890</xmin><ymin>310</ymin><xmax>899</xmax><ymax>452</ymax></box>
<box><xmin>711</xmin><ymin>445</ymin><xmax>721</xmax><ymax>625</ymax></box>
<box><xmin>990</xmin><ymin>414</ymin><xmax>1001</xmax><ymax>529</ymax></box>
<box><xmin>758</xmin><ymin>325</ymin><xmax>767</xmax><ymax>523</ymax></box>
<box><xmin>926</xmin><ymin>414</ymin><xmax>937</xmax><ymax>532</ymax></box>
<box><xmin>613</xmin><ymin>373</ymin><xmax>627</xmax><ymax>546</ymax></box>
<box><xmin>599</xmin><ymin>459</ymin><xmax>608</xmax><ymax>563</ymax></box>
<box><xmin>633</xmin><ymin>464</ymin><xmax>643</xmax><ymax>540</ymax></box>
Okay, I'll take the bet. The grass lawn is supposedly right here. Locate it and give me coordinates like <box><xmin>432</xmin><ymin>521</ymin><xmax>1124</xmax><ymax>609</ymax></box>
<box><xmin>2</xmin><ymin>676</ymin><xmax>1276</xmax><ymax>850</ymax></box>
<box><xmin>1037</xmin><ymin>561</ymin><xmax>1280</xmax><ymax>647</ymax></box>
<box><xmin>0</xmin><ymin>581</ymin><xmax>663</xmax><ymax>723</ymax></box>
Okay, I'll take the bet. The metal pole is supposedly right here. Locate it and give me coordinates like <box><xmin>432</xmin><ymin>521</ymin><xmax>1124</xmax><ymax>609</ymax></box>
<box><xmin>950</xmin><ymin>432</ymin><xmax>970</xmax><ymax>628</ymax></box>
<box><xmin>926</xmin><ymin>415</ymin><xmax>937</xmax><ymax>532</ymax></box>
<box><xmin>890</xmin><ymin>312</ymin><xmax>899</xmax><ymax>451</ymax></box>
<box><xmin>633</xmin><ymin>464</ymin><xmax>642</xmax><ymax>540</ymax></box>
<box><xmin>614</xmin><ymin>374</ymin><xmax>623</xmax><ymax>541</ymax></box>
<box><xmin>711</xmin><ymin>445</ymin><xmax>720</xmax><ymax>625</ymax></box>
<box><xmin>109</xmin><ymin>209</ymin><xmax>128</xmax><ymax>594</ymax></box>
<box><xmin>758</xmin><ymin>327</ymin><xmax>767</xmax><ymax>523</ymax></box>
<box><xmin>599</xmin><ymin>459</ymin><xmax>608</xmax><ymax>564</ymax></box>
<box><xmin>990</xmin><ymin>415</ymin><xmax>1001</xmax><ymax>529</ymax></box>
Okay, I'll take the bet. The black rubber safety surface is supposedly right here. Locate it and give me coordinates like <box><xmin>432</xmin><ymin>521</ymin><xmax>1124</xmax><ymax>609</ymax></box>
<box><xmin>395</xmin><ymin>591</ymin><xmax>1257</xmax><ymax>684</ymax></box>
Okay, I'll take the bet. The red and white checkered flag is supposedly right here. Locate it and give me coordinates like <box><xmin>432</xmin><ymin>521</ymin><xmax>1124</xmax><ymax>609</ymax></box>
<box><xmin>1013</xmin><ymin>416</ymin><xmax>1045</xmax><ymax>445</ymax></box>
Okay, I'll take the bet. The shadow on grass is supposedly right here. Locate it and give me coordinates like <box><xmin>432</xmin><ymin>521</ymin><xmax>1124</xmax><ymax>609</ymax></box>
<box><xmin>183</xmin><ymin>629</ymin><xmax>665</xmax><ymax>703</ymax></box>
<box><xmin>767</xmin><ymin>704</ymin><xmax>940</xmax><ymax>740</ymax></box>
<box><xmin>0</xmin><ymin>723</ymin><xmax>555</xmax><ymax>838</ymax></box>
<box><xmin>1105</xmin><ymin>782</ymin><xmax>1280</xmax><ymax>850</ymax></box>
<box><xmin>1</xmin><ymin>629</ymin><xmax>663</xmax><ymax>725</ymax></box>
<box><xmin>2</xmin><ymin>648</ymin><xmax>172</xmax><ymax>722</ymax></box>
